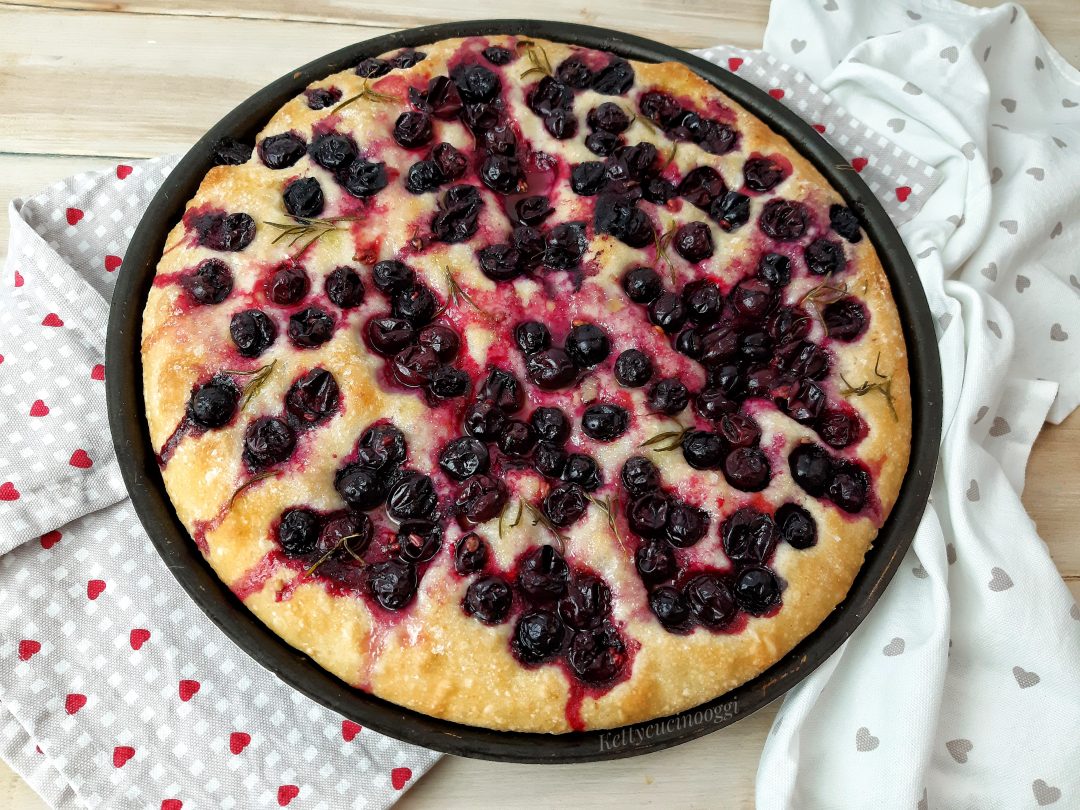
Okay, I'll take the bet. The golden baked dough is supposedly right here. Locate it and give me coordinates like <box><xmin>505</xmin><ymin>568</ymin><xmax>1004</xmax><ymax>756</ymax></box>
<box><xmin>142</xmin><ymin>35</ymin><xmax>911</xmax><ymax>733</ymax></box>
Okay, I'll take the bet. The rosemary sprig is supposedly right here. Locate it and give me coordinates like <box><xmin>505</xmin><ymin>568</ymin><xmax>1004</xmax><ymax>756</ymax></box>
<box><xmin>663</xmin><ymin>142</ymin><xmax>679</xmax><ymax>168</ymax></box>
<box><xmin>440</xmin><ymin>264</ymin><xmax>487</xmax><ymax>314</ymax></box>
<box><xmin>797</xmin><ymin>274</ymin><xmax>849</xmax><ymax>330</ymax></box>
<box><xmin>653</xmin><ymin>222</ymin><xmax>679</xmax><ymax>284</ymax></box>
<box><xmin>222</xmin><ymin>359</ymin><xmax>277</xmax><ymax>409</ymax></box>
<box><xmin>839</xmin><ymin>353</ymin><xmax>898</xmax><ymax>420</ymax></box>
<box><xmin>517</xmin><ymin>40</ymin><xmax>553</xmax><ymax>79</ymax></box>
<box><xmin>585</xmin><ymin>493</ymin><xmax>621</xmax><ymax>543</ymax></box>
<box><xmin>263</xmin><ymin>215</ymin><xmax>359</xmax><ymax>252</ymax></box>
<box><xmin>305</xmin><ymin>533</ymin><xmax>366</xmax><ymax>577</ymax></box>
<box><xmin>334</xmin><ymin>81</ymin><xmax>398</xmax><ymax>112</ymax></box>
<box><xmin>498</xmin><ymin>499</ymin><xmax>524</xmax><ymax>540</ymax></box>
<box><xmin>228</xmin><ymin>471</ymin><xmax>276</xmax><ymax>507</ymax></box>
<box><xmin>522</xmin><ymin>501</ymin><xmax>569</xmax><ymax>554</ymax></box>
<box><xmin>632</xmin><ymin>109</ymin><xmax>657</xmax><ymax>134</ymax></box>
<box><xmin>639</xmin><ymin>423</ymin><xmax>691</xmax><ymax>452</ymax></box>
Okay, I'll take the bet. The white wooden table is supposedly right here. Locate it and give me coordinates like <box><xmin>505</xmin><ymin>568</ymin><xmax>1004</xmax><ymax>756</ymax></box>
<box><xmin>1</xmin><ymin>2</ymin><xmax>1077</xmax><ymax>806</ymax></box>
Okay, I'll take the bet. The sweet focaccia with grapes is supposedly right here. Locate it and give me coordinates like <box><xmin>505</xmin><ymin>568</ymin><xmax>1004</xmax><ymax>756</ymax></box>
<box><xmin>142</xmin><ymin>35</ymin><xmax>912</xmax><ymax>733</ymax></box>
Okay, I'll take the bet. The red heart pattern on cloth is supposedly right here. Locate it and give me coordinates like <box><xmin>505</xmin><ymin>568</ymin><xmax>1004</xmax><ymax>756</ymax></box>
<box><xmin>229</xmin><ymin>731</ymin><xmax>251</xmax><ymax>755</ymax></box>
<box><xmin>391</xmin><ymin>767</ymin><xmax>413</xmax><ymax>790</ymax></box>
<box><xmin>896</xmin><ymin>185</ymin><xmax>913</xmax><ymax>202</ymax></box>
<box><xmin>812</xmin><ymin>123</ymin><xmax>827</xmax><ymax>133</ymax></box>
<box><xmin>852</xmin><ymin>157</ymin><xmax>869</xmax><ymax>172</ymax></box>
<box><xmin>129</xmin><ymin>628</ymin><xmax>150</xmax><ymax>650</ymax></box>
<box><xmin>277</xmin><ymin>785</ymin><xmax>300</xmax><ymax>806</ymax></box>
<box><xmin>728</xmin><ymin>57</ymin><xmax>744</xmax><ymax>71</ymax></box>
<box><xmin>342</xmin><ymin>720</ymin><xmax>362</xmax><ymax>741</ymax></box>
<box><xmin>65</xmin><ymin>207</ymin><xmax>83</xmax><ymax>226</ymax></box>
<box><xmin>113</xmin><ymin>745</ymin><xmax>135</xmax><ymax>767</ymax></box>
<box><xmin>65</xmin><ymin>693</ymin><xmax>87</xmax><ymax>715</ymax></box>
<box><xmin>1</xmin><ymin>157</ymin><xmax>442</xmax><ymax>809</ymax></box>
<box><xmin>769</xmin><ymin>88</ymin><xmax>786</xmax><ymax>99</ymax></box>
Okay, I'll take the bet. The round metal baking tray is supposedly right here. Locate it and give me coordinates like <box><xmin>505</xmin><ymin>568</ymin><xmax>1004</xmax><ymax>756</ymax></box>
<box><xmin>106</xmin><ymin>19</ymin><xmax>942</xmax><ymax>763</ymax></box>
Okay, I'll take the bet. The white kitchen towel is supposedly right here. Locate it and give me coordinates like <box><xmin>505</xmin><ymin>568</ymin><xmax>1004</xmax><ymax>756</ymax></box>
<box><xmin>708</xmin><ymin>1</ymin><xmax>1080</xmax><ymax>808</ymax></box>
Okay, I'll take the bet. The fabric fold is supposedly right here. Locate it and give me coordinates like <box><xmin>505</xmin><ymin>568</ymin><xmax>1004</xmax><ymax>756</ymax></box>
<box><xmin>755</xmin><ymin>2</ymin><xmax>1080</xmax><ymax>808</ymax></box>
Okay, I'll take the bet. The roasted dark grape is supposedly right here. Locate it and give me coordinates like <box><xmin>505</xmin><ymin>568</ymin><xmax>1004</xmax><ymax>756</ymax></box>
<box><xmin>776</xmin><ymin>503</ymin><xmax>817</xmax><ymax>549</ymax></box>
<box><xmin>542</xmin><ymin>483</ymin><xmax>589</xmax><ymax>527</ymax></box>
<box><xmin>526</xmin><ymin>347</ymin><xmax>577</xmax><ymax>390</ymax></box>
<box><xmin>372</xmin><ymin>259</ymin><xmax>415</xmax><ymax>294</ymax></box>
<box><xmin>684</xmin><ymin>574</ymin><xmax>737</xmax><ymax>628</ymax></box>
<box><xmin>190</xmin><ymin>378</ymin><xmax>238</xmax><ymax>429</ymax></box>
<box><xmin>635</xmin><ymin>539</ymin><xmax>676</xmax><ymax>585</ymax></box>
<box><xmin>184</xmin><ymin>259</ymin><xmax>233</xmax><ymax>305</ymax></box>
<box><xmin>464</xmin><ymin>576</ymin><xmax>513</xmax><ymax>624</ymax></box>
<box><xmin>439</xmin><ymin>436</ymin><xmax>490</xmax><ymax>481</ymax></box>
<box><xmin>282</xmin><ymin>177</ymin><xmax>324</xmax><ymax>219</ymax></box>
<box><xmin>243</xmin><ymin>417</ymin><xmax>296</xmax><ymax>469</ymax></box>
<box><xmin>621</xmin><ymin>456</ymin><xmax>660</xmax><ymax>496</ymax></box>
<box><xmin>325</xmin><ymin>266</ymin><xmax>364</xmax><ymax>309</ymax></box>
<box><xmin>386</xmin><ymin>471</ymin><xmax>438</xmax><ymax>522</ymax></box>
<box><xmin>565</xmin><ymin>323</ymin><xmax>610</xmax><ymax>368</ymax></box>
<box><xmin>366</xmin><ymin>560</ymin><xmax>418</xmax><ymax>611</ymax></box>
<box><xmin>285</xmin><ymin>368</ymin><xmax>339</xmax><ymax>424</ymax></box>
<box><xmin>581</xmin><ymin>403</ymin><xmax>629</xmax><ymax>442</ymax></box>
<box><xmin>614</xmin><ymin>349</ymin><xmax>653</xmax><ymax>388</ymax></box>
<box><xmin>277</xmin><ymin>508</ymin><xmax>321</xmax><ymax>557</ymax></box>
<box><xmin>530</xmin><ymin>407</ymin><xmax>570</xmax><ymax>444</ymax></box>
<box><xmin>454</xmin><ymin>532</ymin><xmax>489</xmax><ymax>575</ymax></box>
<box><xmin>512</xmin><ymin>610</ymin><xmax>565</xmax><ymax>664</ymax></box>
<box><xmin>230</xmin><ymin>309</ymin><xmax>276</xmax><ymax>357</ymax></box>
<box><xmin>562</xmin><ymin>453</ymin><xmax>601</xmax><ymax>491</ymax></box>
<box><xmin>622</xmin><ymin>266</ymin><xmax>662</xmax><ymax>303</ymax></box>
<box><xmin>518</xmin><ymin>545</ymin><xmax>570</xmax><ymax>602</ymax></box>
<box><xmin>559</xmin><ymin>573</ymin><xmax>611</xmax><ymax>630</ymax></box>
<box><xmin>627</xmin><ymin>491</ymin><xmax>670</xmax><ymax>538</ymax></box>
<box><xmin>515</xmin><ymin>321</ymin><xmax>551</xmax><ymax>355</ymax></box>
<box><xmin>258</xmin><ymin>132</ymin><xmax>306</xmax><ymax>170</ymax></box>
<box><xmin>366</xmin><ymin>316</ymin><xmax>415</xmax><ymax>356</ymax></box>
<box><xmin>455</xmin><ymin>473</ymin><xmax>508</xmax><ymax>524</ymax></box>
<box><xmin>721</xmin><ymin>507</ymin><xmax>777</xmax><ymax>563</ymax></box>
<box><xmin>681</xmin><ymin>430</ymin><xmax>724</xmax><ymax>470</ymax></box>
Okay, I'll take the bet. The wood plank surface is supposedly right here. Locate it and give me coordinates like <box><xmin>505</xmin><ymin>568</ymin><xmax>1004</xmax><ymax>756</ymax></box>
<box><xmin>0</xmin><ymin>2</ymin><xmax>1078</xmax><ymax>808</ymax></box>
<box><xmin>0</xmin><ymin>0</ymin><xmax>771</xmax><ymax>50</ymax></box>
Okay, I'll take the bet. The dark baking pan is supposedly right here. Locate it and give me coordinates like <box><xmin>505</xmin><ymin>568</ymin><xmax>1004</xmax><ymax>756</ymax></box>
<box><xmin>106</xmin><ymin>19</ymin><xmax>942</xmax><ymax>763</ymax></box>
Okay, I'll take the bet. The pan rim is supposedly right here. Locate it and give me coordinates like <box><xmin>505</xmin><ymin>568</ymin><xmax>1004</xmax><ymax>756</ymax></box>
<box><xmin>105</xmin><ymin>19</ymin><xmax>942</xmax><ymax>764</ymax></box>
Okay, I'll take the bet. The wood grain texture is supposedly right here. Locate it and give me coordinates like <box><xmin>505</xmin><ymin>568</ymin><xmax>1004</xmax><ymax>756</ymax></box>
<box><xmin>0</xmin><ymin>2</ymin><xmax>1078</xmax><ymax>808</ymax></box>
<box><xmin>0</xmin><ymin>0</ymin><xmax>770</xmax><ymax>49</ymax></box>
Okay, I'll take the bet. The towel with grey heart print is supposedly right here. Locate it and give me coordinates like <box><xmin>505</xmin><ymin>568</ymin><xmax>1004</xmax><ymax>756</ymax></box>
<box><xmin>722</xmin><ymin>2</ymin><xmax>1080</xmax><ymax>809</ymax></box>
